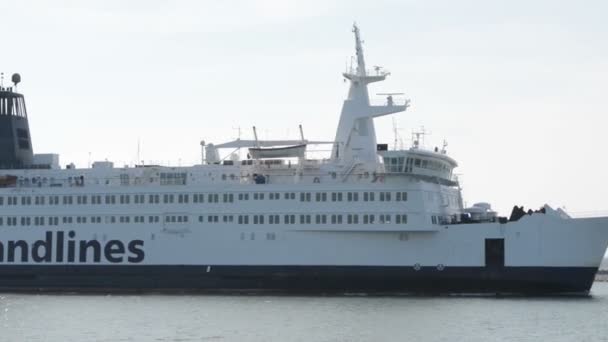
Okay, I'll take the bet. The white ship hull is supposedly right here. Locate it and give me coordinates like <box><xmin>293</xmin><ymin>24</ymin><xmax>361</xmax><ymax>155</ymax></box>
<box><xmin>0</xmin><ymin>206</ymin><xmax>606</xmax><ymax>294</ymax></box>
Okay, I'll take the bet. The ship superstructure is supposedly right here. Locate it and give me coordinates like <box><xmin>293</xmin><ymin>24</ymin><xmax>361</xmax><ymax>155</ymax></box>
<box><xmin>0</xmin><ymin>26</ymin><xmax>606</xmax><ymax>294</ymax></box>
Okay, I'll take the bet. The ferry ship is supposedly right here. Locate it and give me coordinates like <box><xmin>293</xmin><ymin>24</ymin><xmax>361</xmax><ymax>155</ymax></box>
<box><xmin>0</xmin><ymin>25</ymin><xmax>607</xmax><ymax>294</ymax></box>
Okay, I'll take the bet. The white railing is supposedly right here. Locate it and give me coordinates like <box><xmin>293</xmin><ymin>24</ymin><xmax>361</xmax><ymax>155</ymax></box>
<box><xmin>369</xmin><ymin>97</ymin><xmax>409</xmax><ymax>107</ymax></box>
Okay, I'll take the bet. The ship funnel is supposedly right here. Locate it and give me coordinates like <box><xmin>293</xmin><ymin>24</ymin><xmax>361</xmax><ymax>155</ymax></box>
<box><xmin>0</xmin><ymin>76</ymin><xmax>34</xmax><ymax>169</ymax></box>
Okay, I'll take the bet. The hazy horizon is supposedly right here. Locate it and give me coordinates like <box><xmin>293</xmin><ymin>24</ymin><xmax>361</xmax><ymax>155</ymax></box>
<box><xmin>1</xmin><ymin>0</ymin><xmax>607</xmax><ymax>216</ymax></box>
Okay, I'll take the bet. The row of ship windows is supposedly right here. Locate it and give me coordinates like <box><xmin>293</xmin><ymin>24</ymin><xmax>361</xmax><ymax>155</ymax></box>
<box><xmin>0</xmin><ymin>191</ymin><xmax>408</xmax><ymax>206</ymax></box>
<box><xmin>0</xmin><ymin>213</ymin><xmax>409</xmax><ymax>226</ymax></box>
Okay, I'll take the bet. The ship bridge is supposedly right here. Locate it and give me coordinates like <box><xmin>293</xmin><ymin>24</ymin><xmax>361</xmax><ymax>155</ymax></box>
<box><xmin>379</xmin><ymin>148</ymin><xmax>458</xmax><ymax>185</ymax></box>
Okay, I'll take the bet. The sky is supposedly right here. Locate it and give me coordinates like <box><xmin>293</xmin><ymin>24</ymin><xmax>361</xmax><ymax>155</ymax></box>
<box><xmin>1</xmin><ymin>0</ymin><xmax>607</xmax><ymax>216</ymax></box>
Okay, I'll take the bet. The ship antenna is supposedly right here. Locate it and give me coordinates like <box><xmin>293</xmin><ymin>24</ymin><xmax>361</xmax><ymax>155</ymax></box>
<box><xmin>352</xmin><ymin>23</ymin><xmax>367</xmax><ymax>77</ymax></box>
<box><xmin>392</xmin><ymin>118</ymin><xmax>401</xmax><ymax>150</ymax></box>
<box><xmin>252</xmin><ymin>126</ymin><xmax>259</xmax><ymax>147</ymax></box>
<box><xmin>137</xmin><ymin>138</ymin><xmax>141</xmax><ymax>165</ymax></box>
<box><xmin>299</xmin><ymin>124</ymin><xmax>305</xmax><ymax>142</ymax></box>
<box><xmin>0</xmin><ymin>73</ymin><xmax>3</xmax><ymax>87</ymax></box>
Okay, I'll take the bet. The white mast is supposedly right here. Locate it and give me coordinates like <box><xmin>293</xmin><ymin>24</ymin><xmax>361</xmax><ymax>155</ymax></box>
<box><xmin>332</xmin><ymin>24</ymin><xmax>409</xmax><ymax>163</ymax></box>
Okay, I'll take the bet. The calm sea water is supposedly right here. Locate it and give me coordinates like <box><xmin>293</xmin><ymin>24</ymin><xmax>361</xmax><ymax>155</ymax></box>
<box><xmin>2</xmin><ymin>283</ymin><xmax>608</xmax><ymax>342</ymax></box>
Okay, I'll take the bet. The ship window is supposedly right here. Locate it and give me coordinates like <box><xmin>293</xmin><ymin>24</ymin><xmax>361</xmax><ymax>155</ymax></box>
<box><xmin>300</xmin><ymin>192</ymin><xmax>311</xmax><ymax>202</ymax></box>
<box><xmin>414</xmin><ymin>159</ymin><xmax>421</xmax><ymax>167</ymax></box>
<box><xmin>380</xmin><ymin>192</ymin><xmax>391</xmax><ymax>201</ymax></box>
<box><xmin>315</xmin><ymin>192</ymin><xmax>327</xmax><ymax>202</ymax></box>
<box><xmin>105</xmin><ymin>195</ymin><xmax>115</xmax><ymax>204</ymax></box>
<box><xmin>283</xmin><ymin>214</ymin><xmax>294</xmax><ymax>224</ymax></box>
<box><xmin>331</xmin><ymin>192</ymin><xmax>343</xmax><ymax>202</ymax></box>
<box><xmin>253</xmin><ymin>215</ymin><xmax>264</xmax><ymax>224</ymax></box>
<box><xmin>160</xmin><ymin>172</ymin><xmax>187</xmax><ymax>186</ymax></box>
<box><xmin>238</xmin><ymin>215</ymin><xmax>250</xmax><ymax>224</ymax></box>
<box><xmin>62</xmin><ymin>196</ymin><xmax>73</xmax><ymax>205</ymax></box>
<box><xmin>299</xmin><ymin>214</ymin><xmax>311</xmax><ymax>224</ymax></box>
<box><xmin>396</xmin><ymin>192</ymin><xmax>408</xmax><ymax>202</ymax></box>
<box><xmin>120</xmin><ymin>174</ymin><xmax>130</xmax><ymax>186</ymax></box>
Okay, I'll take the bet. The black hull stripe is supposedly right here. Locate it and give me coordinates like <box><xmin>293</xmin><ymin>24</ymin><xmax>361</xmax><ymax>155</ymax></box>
<box><xmin>0</xmin><ymin>265</ymin><xmax>598</xmax><ymax>295</ymax></box>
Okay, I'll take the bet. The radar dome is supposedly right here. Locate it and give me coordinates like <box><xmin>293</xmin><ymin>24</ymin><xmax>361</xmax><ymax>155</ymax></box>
<box><xmin>11</xmin><ymin>73</ymin><xmax>21</xmax><ymax>86</ymax></box>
